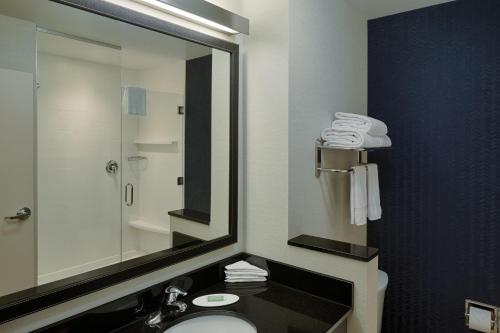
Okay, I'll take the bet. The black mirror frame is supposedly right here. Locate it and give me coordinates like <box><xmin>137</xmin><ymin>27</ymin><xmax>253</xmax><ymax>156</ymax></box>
<box><xmin>0</xmin><ymin>0</ymin><xmax>239</xmax><ymax>323</ymax></box>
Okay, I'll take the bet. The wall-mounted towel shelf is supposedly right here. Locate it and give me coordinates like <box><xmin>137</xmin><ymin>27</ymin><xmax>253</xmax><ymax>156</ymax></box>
<box><xmin>127</xmin><ymin>156</ymin><xmax>148</xmax><ymax>162</ymax></box>
<box><xmin>315</xmin><ymin>140</ymin><xmax>389</xmax><ymax>177</ymax></box>
<box><xmin>133</xmin><ymin>139</ymin><xmax>177</xmax><ymax>145</ymax></box>
<box><xmin>318</xmin><ymin>166</ymin><xmax>359</xmax><ymax>174</ymax></box>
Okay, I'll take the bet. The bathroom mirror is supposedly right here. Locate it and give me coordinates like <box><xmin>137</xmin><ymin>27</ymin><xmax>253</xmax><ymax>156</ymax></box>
<box><xmin>0</xmin><ymin>0</ymin><xmax>238</xmax><ymax>321</ymax></box>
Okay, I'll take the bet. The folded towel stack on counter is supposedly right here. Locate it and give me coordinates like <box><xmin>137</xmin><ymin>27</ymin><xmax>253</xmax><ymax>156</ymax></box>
<box><xmin>225</xmin><ymin>260</ymin><xmax>268</xmax><ymax>283</ymax></box>
<box><xmin>321</xmin><ymin>112</ymin><xmax>392</xmax><ymax>148</ymax></box>
<box><xmin>225</xmin><ymin>281</ymin><xmax>268</xmax><ymax>296</ymax></box>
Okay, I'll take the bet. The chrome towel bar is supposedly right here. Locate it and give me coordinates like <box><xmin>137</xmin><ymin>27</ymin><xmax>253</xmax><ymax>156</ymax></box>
<box><xmin>316</xmin><ymin>167</ymin><xmax>358</xmax><ymax>174</ymax></box>
<box><xmin>128</xmin><ymin>156</ymin><xmax>147</xmax><ymax>162</ymax></box>
<box><xmin>315</xmin><ymin>139</ymin><xmax>389</xmax><ymax>177</ymax></box>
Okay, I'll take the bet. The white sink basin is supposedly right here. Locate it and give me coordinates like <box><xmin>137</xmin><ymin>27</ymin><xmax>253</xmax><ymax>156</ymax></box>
<box><xmin>164</xmin><ymin>315</ymin><xmax>257</xmax><ymax>333</ymax></box>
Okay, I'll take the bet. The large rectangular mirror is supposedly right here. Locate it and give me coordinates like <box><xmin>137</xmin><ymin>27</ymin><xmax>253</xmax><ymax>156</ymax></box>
<box><xmin>0</xmin><ymin>0</ymin><xmax>238</xmax><ymax>321</ymax></box>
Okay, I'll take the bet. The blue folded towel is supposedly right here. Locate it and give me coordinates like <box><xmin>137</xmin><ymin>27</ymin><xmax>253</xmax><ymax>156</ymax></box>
<box><xmin>125</xmin><ymin>86</ymin><xmax>146</xmax><ymax>116</ymax></box>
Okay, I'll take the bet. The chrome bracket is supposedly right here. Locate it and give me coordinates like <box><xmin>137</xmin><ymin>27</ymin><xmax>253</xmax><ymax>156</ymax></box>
<box><xmin>315</xmin><ymin>141</ymin><xmax>365</xmax><ymax>177</ymax></box>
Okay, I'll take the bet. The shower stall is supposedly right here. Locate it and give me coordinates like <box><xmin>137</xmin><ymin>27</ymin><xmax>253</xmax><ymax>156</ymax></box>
<box><xmin>35</xmin><ymin>28</ymin><xmax>185</xmax><ymax>284</ymax></box>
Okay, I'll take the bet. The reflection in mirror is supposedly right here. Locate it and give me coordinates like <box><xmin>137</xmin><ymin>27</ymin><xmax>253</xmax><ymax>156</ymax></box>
<box><xmin>0</xmin><ymin>0</ymin><xmax>231</xmax><ymax>297</ymax></box>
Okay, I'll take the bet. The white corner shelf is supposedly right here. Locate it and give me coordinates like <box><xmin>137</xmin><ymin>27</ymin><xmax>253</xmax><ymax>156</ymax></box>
<box><xmin>128</xmin><ymin>219</ymin><xmax>170</xmax><ymax>235</ymax></box>
<box><xmin>133</xmin><ymin>139</ymin><xmax>177</xmax><ymax>145</ymax></box>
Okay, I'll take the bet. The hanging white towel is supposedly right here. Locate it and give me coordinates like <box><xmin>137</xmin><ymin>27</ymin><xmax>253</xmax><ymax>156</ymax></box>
<box><xmin>332</xmin><ymin>112</ymin><xmax>388</xmax><ymax>136</ymax></box>
<box><xmin>322</xmin><ymin>128</ymin><xmax>392</xmax><ymax>149</ymax></box>
<box><xmin>350</xmin><ymin>166</ymin><xmax>367</xmax><ymax>226</ymax></box>
<box><xmin>366</xmin><ymin>164</ymin><xmax>382</xmax><ymax>221</ymax></box>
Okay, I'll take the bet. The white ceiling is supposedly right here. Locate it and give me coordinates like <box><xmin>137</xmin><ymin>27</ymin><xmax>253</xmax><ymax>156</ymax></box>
<box><xmin>346</xmin><ymin>0</ymin><xmax>455</xmax><ymax>19</ymax></box>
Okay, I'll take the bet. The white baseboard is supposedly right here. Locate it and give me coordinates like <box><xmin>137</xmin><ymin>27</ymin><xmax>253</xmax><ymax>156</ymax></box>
<box><xmin>38</xmin><ymin>254</ymin><xmax>121</xmax><ymax>285</ymax></box>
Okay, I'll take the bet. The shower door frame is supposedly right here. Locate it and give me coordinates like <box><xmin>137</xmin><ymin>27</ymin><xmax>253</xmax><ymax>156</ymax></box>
<box><xmin>0</xmin><ymin>0</ymin><xmax>239</xmax><ymax>323</ymax></box>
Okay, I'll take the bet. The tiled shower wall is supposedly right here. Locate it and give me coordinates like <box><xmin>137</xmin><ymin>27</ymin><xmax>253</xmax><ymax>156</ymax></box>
<box><xmin>37</xmin><ymin>53</ymin><xmax>122</xmax><ymax>283</ymax></box>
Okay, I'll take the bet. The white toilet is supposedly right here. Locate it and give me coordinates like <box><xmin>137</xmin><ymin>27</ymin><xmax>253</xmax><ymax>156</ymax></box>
<box><xmin>377</xmin><ymin>270</ymin><xmax>389</xmax><ymax>333</ymax></box>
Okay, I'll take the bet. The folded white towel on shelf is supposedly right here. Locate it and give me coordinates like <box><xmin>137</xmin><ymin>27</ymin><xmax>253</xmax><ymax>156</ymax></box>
<box><xmin>366</xmin><ymin>164</ymin><xmax>382</xmax><ymax>221</ymax></box>
<box><xmin>225</xmin><ymin>260</ymin><xmax>268</xmax><ymax>283</ymax></box>
<box><xmin>332</xmin><ymin>112</ymin><xmax>388</xmax><ymax>137</ymax></box>
<box><xmin>225</xmin><ymin>270</ymin><xmax>268</xmax><ymax>277</ymax></box>
<box><xmin>225</xmin><ymin>277</ymin><xmax>267</xmax><ymax>283</ymax></box>
<box><xmin>225</xmin><ymin>261</ymin><xmax>268</xmax><ymax>274</ymax></box>
<box><xmin>350</xmin><ymin>166</ymin><xmax>368</xmax><ymax>226</ymax></box>
<box><xmin>321</xmin><ymin>128</ymin><xmax>392</xmax><ymax>148</ymax></box>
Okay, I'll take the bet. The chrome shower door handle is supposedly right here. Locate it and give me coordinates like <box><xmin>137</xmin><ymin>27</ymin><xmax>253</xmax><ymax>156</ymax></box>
<box><xmin>106</xmin><ymin>160</ymin><xmax>119</xmax><ymax>174</ymax></box>
<box><xmin>4</xmin><ymin>207</ymin><xmax>31</xmax><ymax>221</ymax></box>
<box><xmin>125</xmin><ymin>183</ymin><xmax>134</xmax><ymax>207</ymax></box>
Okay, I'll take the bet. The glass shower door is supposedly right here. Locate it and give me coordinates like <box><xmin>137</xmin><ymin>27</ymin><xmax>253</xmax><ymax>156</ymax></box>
<box><xmin>121</xmin><ymin>82</ymin><xmax>184</xmax><ymax>259</ymax></box>
<box><xmin>36</xmin><ymin>29</ymin><xmax>123</xmax><ymax>284</ymax></box>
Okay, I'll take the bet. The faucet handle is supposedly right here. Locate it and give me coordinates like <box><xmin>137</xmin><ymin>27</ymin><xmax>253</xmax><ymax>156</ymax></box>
<box><xmin>165</xmin><ymin>286</ymin><xmax>187</xmax><ymax>304</ymax></box>
<box><xmin>165</xmin><ymin>286</ymin><xmax>187</xmax><ymax>296</ymax></box>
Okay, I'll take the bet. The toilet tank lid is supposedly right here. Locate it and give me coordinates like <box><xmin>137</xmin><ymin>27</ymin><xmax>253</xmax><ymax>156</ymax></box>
<box><xmin>378</xmin><ymin>270</ymin><xmax>389</xmax><ymax>289</ymax></box>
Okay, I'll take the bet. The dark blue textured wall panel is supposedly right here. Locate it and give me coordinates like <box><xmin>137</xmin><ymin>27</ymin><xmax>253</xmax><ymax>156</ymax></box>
<box><xmin>367</xmin><ymin>1</ymin><xmax>500</xmax><ymax>332</ymax></box>
<box><xmin>185</xmin><ymin>55</ymin><xmax>212</xmax><ymax>214</ymax></box>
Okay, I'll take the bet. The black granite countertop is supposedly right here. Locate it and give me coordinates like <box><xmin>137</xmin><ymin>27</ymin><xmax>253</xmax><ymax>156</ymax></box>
<box><xmin>37</xmin><ymin>253</ymin><xmax>353</xmax><ymax>333</ymax></box>
<box><xmin>168</xmin><ymin>209</ymin><xmax>210</xmax><ymax>225</ymax></box>
<box><xmin>288</xmin><ymin>234</ymin><xmax>378</xmax><ymax>262</ymax></box>
<box><xmin>111</xmin><ymin>281</ymin><xmax>351</xmax><ymax>333</ymax></box>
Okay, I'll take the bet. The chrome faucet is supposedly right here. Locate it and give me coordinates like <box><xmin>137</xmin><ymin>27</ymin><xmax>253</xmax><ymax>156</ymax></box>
<box><xmin>146</xmin><ymin>286</ymin><xmax>188</xmax><ymax>326</ymax></box>
<box><xmin>165</xmin><ymin>286</ymin><xmax>188</xmax><ymax>311</ymax></box>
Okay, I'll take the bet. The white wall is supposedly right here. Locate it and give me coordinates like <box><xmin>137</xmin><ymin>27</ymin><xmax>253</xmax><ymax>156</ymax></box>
<box><xmin>139</xmin><ymin>60</ymin><xmax>185</xmax><ymax>94</ymax></box>
<box><xmin>0</xmin><ymin>14</ymin><xmax>36</xmax><ymax>296</ymax></box>
<box><xmin>288</xmin><ymin>0</ymin><xmax>368</xmax><ymax>244</ymax></box>
<box><xmin>37</xmin><ymin>52</ymin><xmax>122</xmax><ymax>284</ymax></box>
<box><xmin>210</xmin><ymin>49</ymin><xmax>231</xmax><ymax>237</ymax></box>
<box><xmin>0</xmin><ymin>14</ymin><xmax>35</xmax><ymax>73</ymax></box>
<box><xmin>241</xmin><ymin>1</ymin><xmax>377</xmax><ymax>332</ymax></box>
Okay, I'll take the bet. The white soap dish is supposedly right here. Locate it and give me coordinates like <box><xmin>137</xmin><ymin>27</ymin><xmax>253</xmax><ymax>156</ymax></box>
<box><xmin>192</xmin><ymin>293</ymin><xmax>239</xmax><ymax>307</ymax></box>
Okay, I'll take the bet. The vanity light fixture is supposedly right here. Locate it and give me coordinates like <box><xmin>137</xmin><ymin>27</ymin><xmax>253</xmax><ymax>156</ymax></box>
<box><xmin>132</xmin><ymin>0</ymin><xmax>249</xmax><ymax>35</ymax></box>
